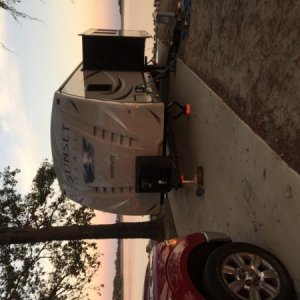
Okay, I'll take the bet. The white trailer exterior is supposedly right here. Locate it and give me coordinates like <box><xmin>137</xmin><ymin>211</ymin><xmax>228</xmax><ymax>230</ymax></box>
<box><xmin>51</xmin><ymin>29</ymin><xmax>166</xmax><ymax>215</ymax></box>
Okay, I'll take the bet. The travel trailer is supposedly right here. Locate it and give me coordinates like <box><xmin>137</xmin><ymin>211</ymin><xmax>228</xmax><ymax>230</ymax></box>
<box><xmin>51</xmin><ymin>29</ymin><xmax>186</xmax><ymax>215</ymax></box>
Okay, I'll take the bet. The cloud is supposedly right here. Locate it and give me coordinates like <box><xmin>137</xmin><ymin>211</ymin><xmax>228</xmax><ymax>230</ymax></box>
<box><xmin>0</xmin><ymin>43</ymin><xmax>40</xmax><ymax>193</ymax></box>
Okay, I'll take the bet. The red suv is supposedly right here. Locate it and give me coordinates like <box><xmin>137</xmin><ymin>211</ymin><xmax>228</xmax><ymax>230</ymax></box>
<box><xmin>143</xmin><ymin>233</ymin><xmax>296</xmax><ymax>300</ymax></box>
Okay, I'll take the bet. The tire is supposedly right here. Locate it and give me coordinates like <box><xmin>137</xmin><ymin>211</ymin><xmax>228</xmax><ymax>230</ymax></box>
<box><xmin>202</xmin><ymin>242</ymin><xmax>296</xmax><ymax>300</ymax></box>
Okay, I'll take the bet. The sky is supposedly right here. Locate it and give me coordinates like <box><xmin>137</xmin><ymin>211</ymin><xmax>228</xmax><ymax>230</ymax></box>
<box><xmin>0</xmin><ymin>0</ymin><xmax>120</xmax><ymax>191</ymax></box>
<box><xmin>0</xmin><ymin>0</ymin><xmax>155</xmax><ymax>299</ymax></box>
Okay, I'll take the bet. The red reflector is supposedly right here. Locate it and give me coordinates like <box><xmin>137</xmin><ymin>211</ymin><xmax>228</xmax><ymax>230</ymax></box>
<box><xmin>185</xmin><ymin>104</ymin><xmax>191</xmax><ymax>116</ymax></box>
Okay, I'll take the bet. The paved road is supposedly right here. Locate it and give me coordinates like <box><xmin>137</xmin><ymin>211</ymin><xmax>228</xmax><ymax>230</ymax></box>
<box><xmin>164</xmin><ymin>58</ymin><xmax>300</xmax><ymax>297</ymax></box>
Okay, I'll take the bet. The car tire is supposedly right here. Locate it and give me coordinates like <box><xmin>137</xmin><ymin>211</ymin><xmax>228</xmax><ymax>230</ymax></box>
<box><xmin>202</xmin><ymin>242</ymin><xmax>296</xmax><ymax>300</ymax></box>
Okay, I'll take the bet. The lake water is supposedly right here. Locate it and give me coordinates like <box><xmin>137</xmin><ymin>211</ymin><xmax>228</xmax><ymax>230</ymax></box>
<box><xmin>122</xmin><ymin>216</ymin><xmax>150</xmax><ymax>300</ymax></box>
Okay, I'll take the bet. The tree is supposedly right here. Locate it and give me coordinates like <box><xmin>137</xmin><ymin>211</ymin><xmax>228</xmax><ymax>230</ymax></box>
<box><xmin>0</xmin><ymin>0</ymin><xmax>39</xmax><ymax>22</ymax></box>
<box><xmin>0</xmin><ymin>162</ymin><xmax>101</xmax><ymax>299</ymax></box>
<box><xmin>0</xmin><ymin>0</ymin><xmax>74</xmax><ymax>51</ymax></box>
<box><xmin>0</xmin><ymin>161</ymin><xmax>165</xmax><ymax>298</ymax></box>
<box><xmin>0</xmin><ymin>218</ymin><xmax>165</xmax><ymax>244</ymax></box>
<box><xmin>0</xmin><ymin>0</ymin><xmax>73</xmax><ymax>21</ymax></box>
<box><xmin>0</xmin><ymin>0</ymin><xmax>39</xmax><ymax>51</ymax></box>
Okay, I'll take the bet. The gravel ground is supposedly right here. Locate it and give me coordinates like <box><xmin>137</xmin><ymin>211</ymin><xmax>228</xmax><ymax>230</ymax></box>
<box><xmin>156</xmin><ymin>0</ymin><xmax>300</xmax><ymax>174</ymax></box>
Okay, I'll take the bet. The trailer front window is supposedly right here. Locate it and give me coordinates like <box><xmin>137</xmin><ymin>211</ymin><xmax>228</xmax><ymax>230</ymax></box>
<box><xmin>86</xmin><ymin>84</ymin><xmax>112</xmax><ymax>92</ymax></box>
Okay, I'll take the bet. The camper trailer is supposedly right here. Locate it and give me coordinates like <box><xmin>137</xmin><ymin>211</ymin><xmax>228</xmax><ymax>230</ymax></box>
<box><xmin>51</xmin><ymin>29</ymin><xmax>182</xmax><ymax>215</ymax></box>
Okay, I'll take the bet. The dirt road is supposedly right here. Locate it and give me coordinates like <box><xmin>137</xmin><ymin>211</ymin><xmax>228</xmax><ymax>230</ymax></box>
<box><xmin>157</xmin><ymin>0</ymin><xmax>300</xmax><ymax>174</ymax></box>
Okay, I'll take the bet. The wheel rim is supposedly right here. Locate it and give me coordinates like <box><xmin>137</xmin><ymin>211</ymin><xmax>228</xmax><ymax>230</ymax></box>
<box><xmin>221</xmin><ymin>252</ymin><xmax>281</xmax><ymax>300</ymax></box>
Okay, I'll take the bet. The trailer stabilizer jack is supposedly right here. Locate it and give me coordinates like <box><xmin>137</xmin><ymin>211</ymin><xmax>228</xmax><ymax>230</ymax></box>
<box><xmin>179</xmin><ymin>166</ymin><xmax>205</xmax><ymax>197</ymax></box>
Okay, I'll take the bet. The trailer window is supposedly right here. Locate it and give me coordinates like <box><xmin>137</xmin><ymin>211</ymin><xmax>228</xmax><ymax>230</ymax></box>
<box><xmin>86</xmin><ymin>84</ymin><xmax>113</xmax><ymax>92</ymax></box>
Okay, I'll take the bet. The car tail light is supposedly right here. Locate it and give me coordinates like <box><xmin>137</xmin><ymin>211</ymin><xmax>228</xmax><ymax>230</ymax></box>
<box><xmin>165</xmin><ymin>238</ymin><xmax>181</xmax><ymax>246</ymax></box>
